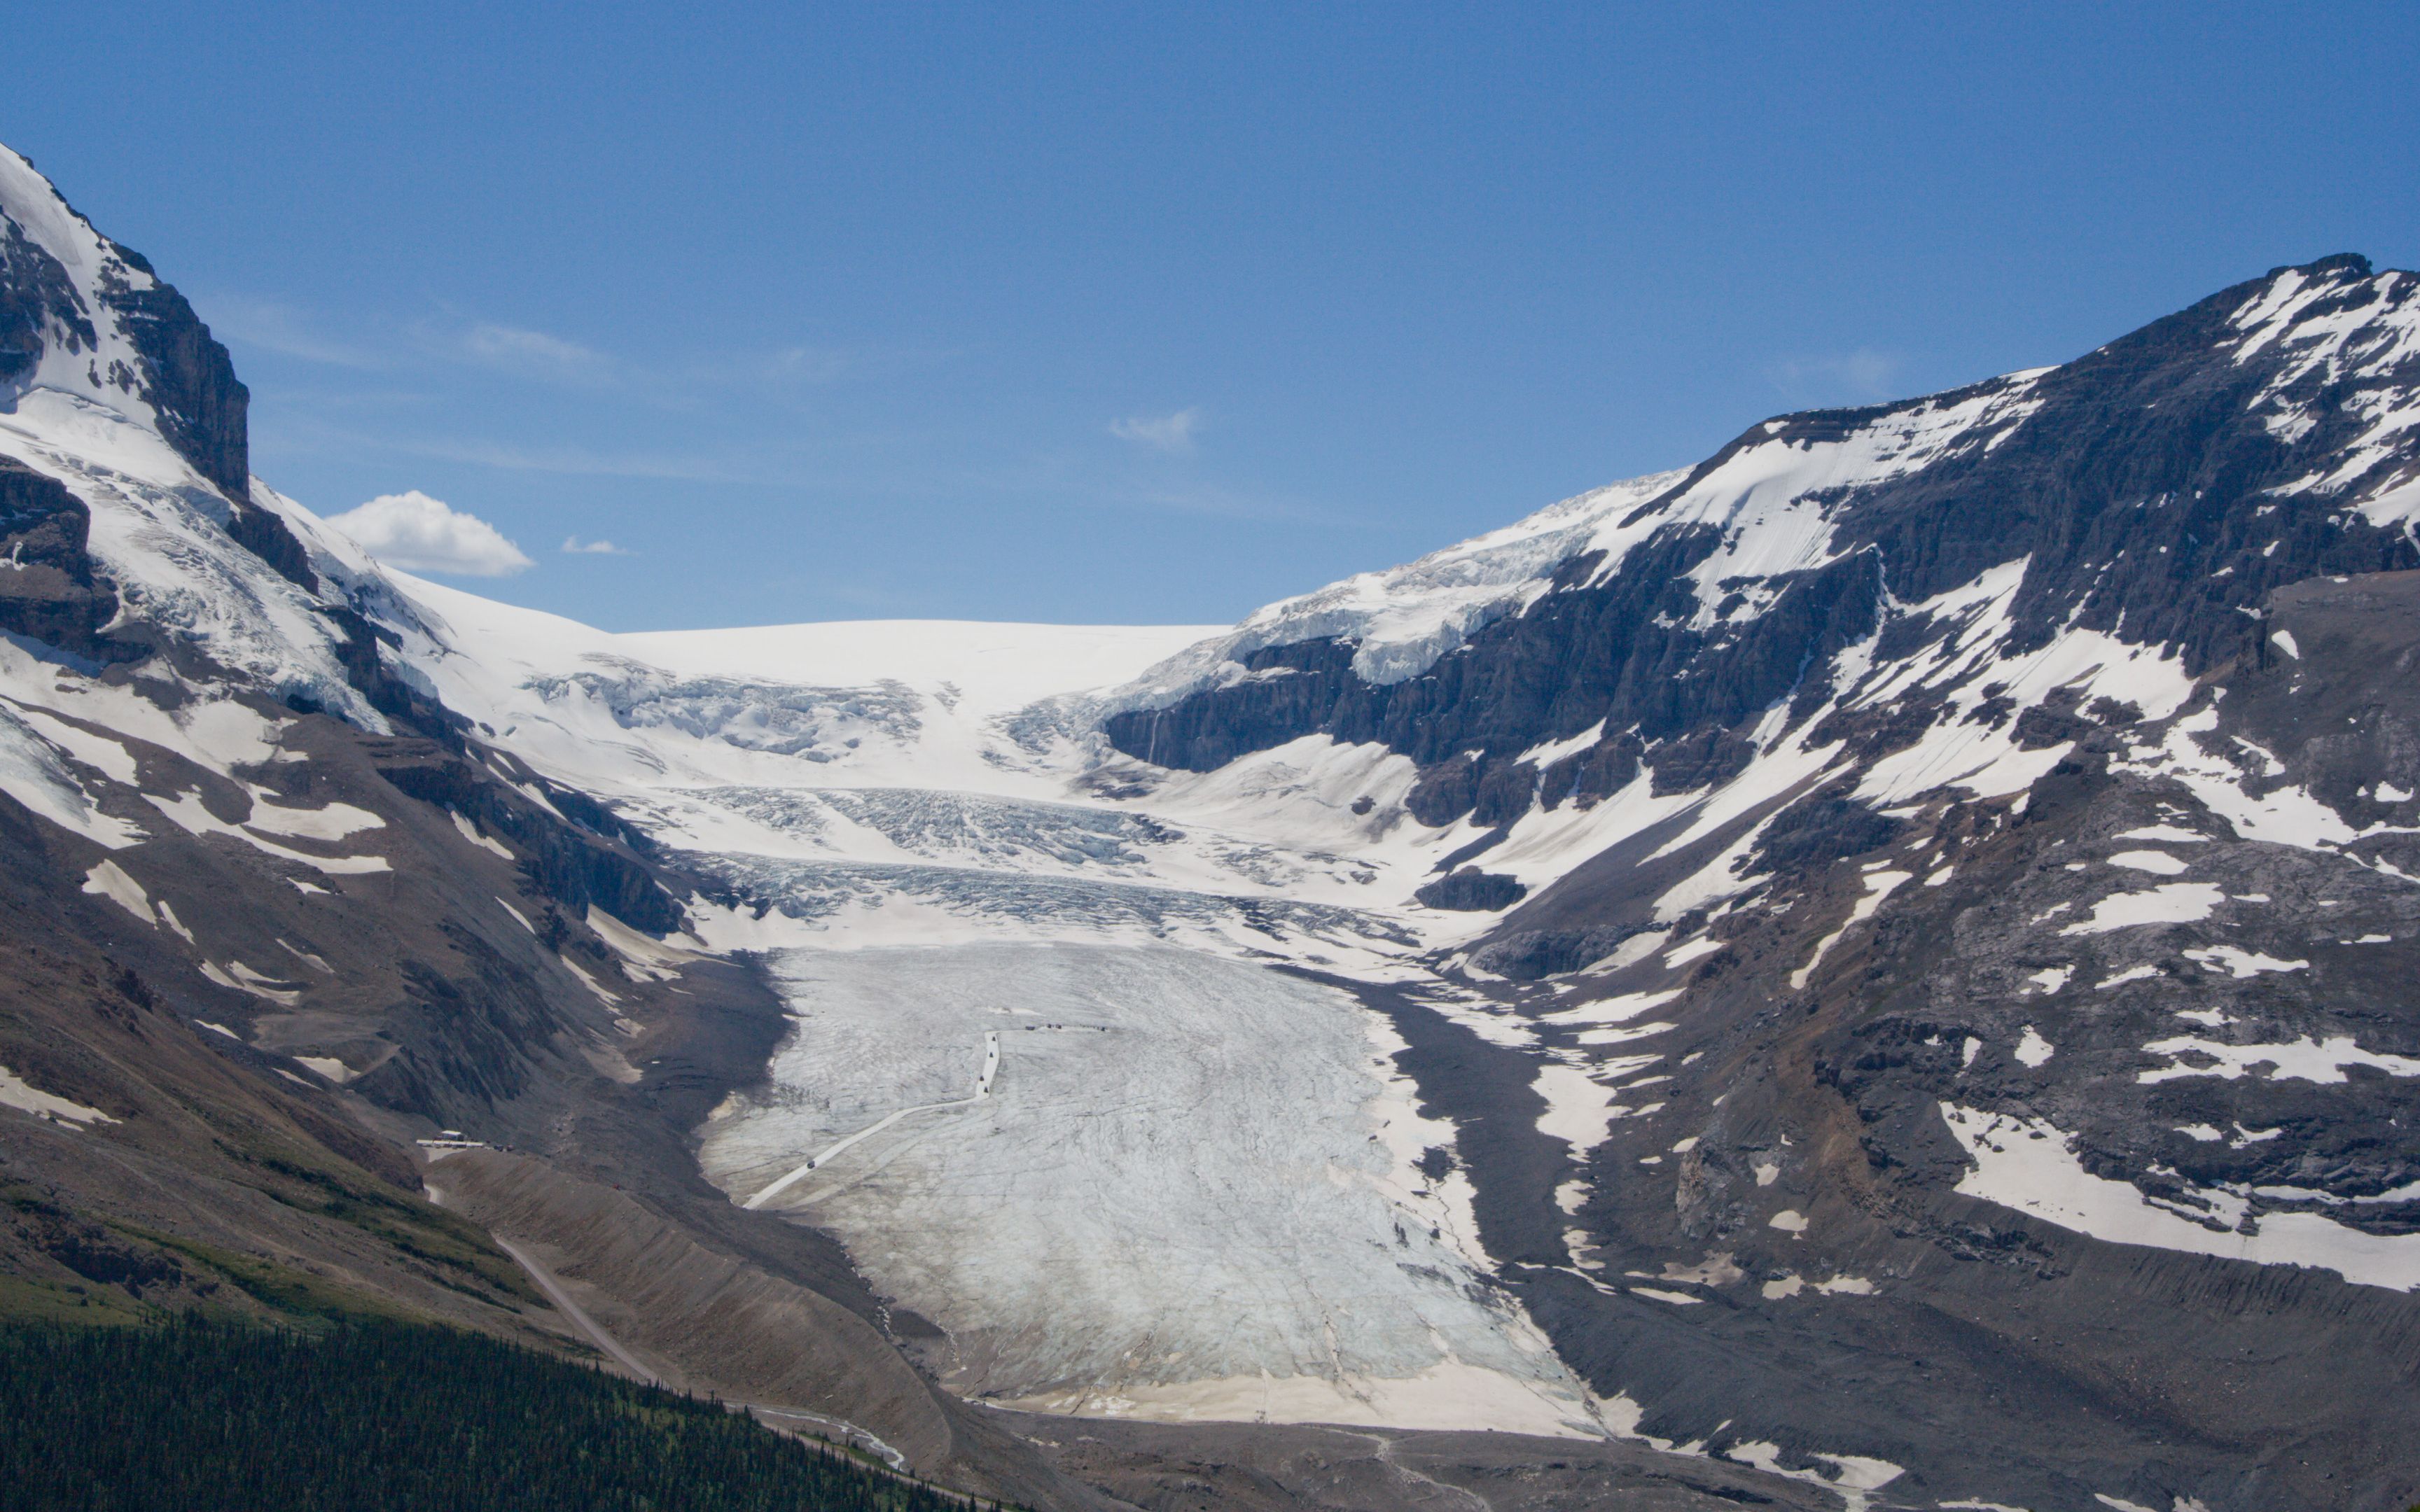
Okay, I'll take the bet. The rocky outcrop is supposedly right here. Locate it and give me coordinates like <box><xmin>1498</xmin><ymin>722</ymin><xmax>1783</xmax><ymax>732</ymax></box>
<box><xmin>1414</xmin><ymin>866</ymin><xmax>1528</xmax><ymax>911</ymax></box>
<box><xmin>0</xmin><ymin>456</ymin><xmax>130</xmax><ymax>662</ymax></box>
<box><xmin>0</xmin><ymin>216</ymin><xmax>88</xmax><ymax>396</ymax></box>
<box><xmin>95</xmin><ymin>244</ymin><xmax>251</xmax><ymax>504</ymax></box>
<box><xmin>370</xmin><ymin>741</ymin><xmax>682</xmax><ymax>935</ymax></box>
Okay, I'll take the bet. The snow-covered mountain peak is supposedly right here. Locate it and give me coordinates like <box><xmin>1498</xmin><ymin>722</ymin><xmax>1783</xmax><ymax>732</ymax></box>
<box><xmin>0</xmin><ymin>144</ymin><xmax>401</xmax><ymax>832</ymax></box>
<box><xmin>1107</xmin><ymin>470</ymin><xmax>1689</xmax><ymax>707</ymax></box>
<box><xmin>0</xmin><ymin>146</ymin><xmax>158</xmax><ymax>408</ymax></box>
<box><xmin>2214</xmin><ymin>254</ymin><xmax>2420</xmax><ymax>524</ymax></box>
<box><xmin>0</xmin><ymin>146</ymin><xmax>250</xmax><ymax>503</ymax></box>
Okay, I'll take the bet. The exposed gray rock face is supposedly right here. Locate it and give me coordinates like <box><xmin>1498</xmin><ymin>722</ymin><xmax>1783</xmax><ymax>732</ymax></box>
<box><xmin>1415</xmin><ymin>865</ymin><xmax>1528</xmax><ymax>911</ymax></box>
<box><xmin>0</xmin><ymin>216</ymin><xmax>89</xmax><ymax>394</ymax></box>
<box><xmin>94</xmin><ymin>243</ymin><xmax>251</xmax><ymax>506</ymax></box>
<box><xmin>0</xmin><ymin>455</ymin><xmax>126</xmax><ymax>661</ymax></box>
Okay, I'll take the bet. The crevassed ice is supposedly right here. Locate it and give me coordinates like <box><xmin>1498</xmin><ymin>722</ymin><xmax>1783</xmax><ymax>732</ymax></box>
<box><xmin>698</xmin><ymin>942</ymin><xmax>1606</xmax><ymax>1436</ymax></box>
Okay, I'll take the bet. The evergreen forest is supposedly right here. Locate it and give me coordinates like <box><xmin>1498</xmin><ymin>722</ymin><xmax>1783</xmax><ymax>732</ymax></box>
<box><xmin>0</xmin><ymin>1315</ymin><xmax>1001</xmax><ymax>1512</ymax></box>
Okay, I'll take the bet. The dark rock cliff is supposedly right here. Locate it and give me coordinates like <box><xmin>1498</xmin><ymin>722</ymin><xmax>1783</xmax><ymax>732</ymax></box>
<box><xmin>0</xmin><ymin>456</ymin><xmax>132</xmax><ymax>662</ymax></box>
<box><xmin>95</xmin><ymin>242</ymin><xmax>251</xmax><ymax>505</ymax></box>
<box><xmin>0</xmin><ymin>218</ymin><xmax>89</xmax><ymax>395</ymax></box>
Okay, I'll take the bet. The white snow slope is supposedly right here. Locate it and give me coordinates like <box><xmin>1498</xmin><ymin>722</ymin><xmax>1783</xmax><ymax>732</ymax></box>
<box><xmin>0</xmin><ymin>149</ymin><xmax>389</xmax><ymax>858</ymax></box>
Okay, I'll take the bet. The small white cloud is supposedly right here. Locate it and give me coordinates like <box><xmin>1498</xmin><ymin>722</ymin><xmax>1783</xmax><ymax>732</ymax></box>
<box><xmin>326</xmin><ymin>491</ymin><xmax>534</xmax><ymax>577</ymax></box>
<box><xmin>1110</xmin><ymin>406</ymin><xmax>1204</xmax><ymax>454</ymax></box>
<box><xmin>560</xmin><ymin>535</ymin><xmax>632</xmax><ymax>556</ymax></box>
<box><xmin>1840</xmin><ymin>349</ymin><xmax>1898</xmax><ymax>393</ymax></box>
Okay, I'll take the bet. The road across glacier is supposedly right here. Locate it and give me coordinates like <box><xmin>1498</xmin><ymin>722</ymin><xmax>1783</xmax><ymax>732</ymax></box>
<box><xmin>742</xmin><ymin>1030</ymin><xmax>1001</xmax><ymax>1210</ymax></box>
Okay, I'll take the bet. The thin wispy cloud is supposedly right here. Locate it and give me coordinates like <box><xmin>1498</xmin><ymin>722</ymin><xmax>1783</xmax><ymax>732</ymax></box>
<box><xmin>457</xmin><ymin>321</ymin><xmax>613</xmax><ymax>384</ymax></box>
<box><xmin>356</xmin><ymin>430</ymin><xmax>747</xmax><ymax>483</ymax></box>
<box><xmin>750</xmin><ymin>345</ymin><xmax>852</xmax><ymax>384</ymax></box>
<box><xmin>1767</xmin><ymin>347</ymin><xmax>1902</xmax><ymax>405</ymax></box>
<box><xmin>562</xmin><ymin>535</ymin><xmax>634</xmax><ymax>556</ymax></box>
<box><xmin>325</xmin><ymin>491</ymin><xmax>534</xmax><ymax>577</ymax></box>
<box><xmin>202</xmin><ymin>295</ymin><xmax>384</xmax><ymax>369</ymax></box>
<box><xmin>1110</xmin><ymin>406</ymin><xmax>1204</xmax><ymax>454</ymax></box>
<box><xmin>275</xmin><ymin>414</ymin><xmax>882</xmax><ymax>491</ymax></box>
<box><xmin>211</xmin><ymin>291</ymin><xmax>893</xmax><ymax>423</ymax></box>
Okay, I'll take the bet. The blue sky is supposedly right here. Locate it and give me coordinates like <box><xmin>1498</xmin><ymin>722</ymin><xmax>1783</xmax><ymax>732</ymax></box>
<box><xmin>10</xmin><ymin>4</ymin><xmax>2418</xmax><ymax>629</ymax></box>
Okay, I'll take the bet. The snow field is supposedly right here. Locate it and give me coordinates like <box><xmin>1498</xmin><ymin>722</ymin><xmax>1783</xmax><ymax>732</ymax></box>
<box><xmin>1940</xmin><ymin>1102</ymin><xmax>2420</xmax><ymax>1292</ymax></box>
<box><xmin>0</xmin><ymin>1062</ymin><xmax>117</xmax><ymax>1128</ymax></box>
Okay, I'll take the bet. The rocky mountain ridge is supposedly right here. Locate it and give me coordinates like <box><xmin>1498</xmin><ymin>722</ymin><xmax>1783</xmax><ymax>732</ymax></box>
<box><xmin>1103</xmin><ymin>254</ymin><xmax>2419</xmax><ymax>827</ymax></box>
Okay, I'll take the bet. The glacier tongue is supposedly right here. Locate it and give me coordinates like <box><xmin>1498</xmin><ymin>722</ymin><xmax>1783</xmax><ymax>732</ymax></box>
<box><xmin>359</xmin><ymin>572</ymin><xmax>1625</xmax><ymax>1429</ymax></box>
<box><xmin>697</xmin><ymin>941</ymin><xmax>1605</xmax><ymax>1436</ymax></box>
